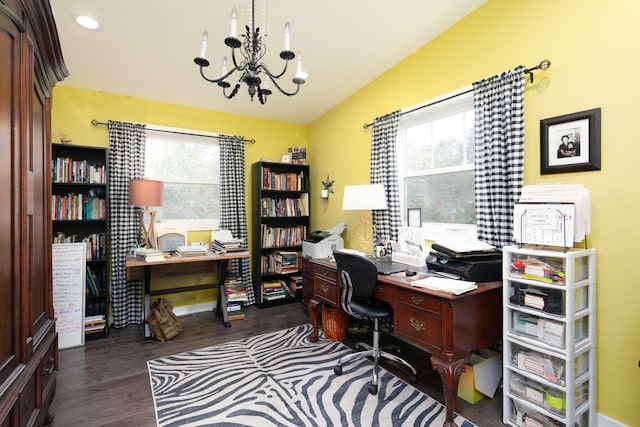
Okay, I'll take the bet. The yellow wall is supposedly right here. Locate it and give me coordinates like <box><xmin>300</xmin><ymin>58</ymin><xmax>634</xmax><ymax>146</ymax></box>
<box><xmin>308</xmin><ymin>0</ymin><xmax>639</xmax><ymax>424</ymax></box>
<box><xmin>51</xmin><ymin>85</ymin><xmax>307</xmax><ymax>307</ymax></box>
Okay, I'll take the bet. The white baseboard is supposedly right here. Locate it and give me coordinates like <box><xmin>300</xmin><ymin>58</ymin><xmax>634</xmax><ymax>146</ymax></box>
<box><xmin>598</xmin><ymin>413</ymin><xmax>628</xmax><ymax>427</ymax></box>
<box><xmin>173</xmin><ymin>302</ymin><xmax>216</xmax><ymax>317</ymax></box>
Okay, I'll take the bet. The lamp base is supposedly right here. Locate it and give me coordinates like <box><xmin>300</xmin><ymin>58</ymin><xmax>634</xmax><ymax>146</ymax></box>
<box><xmin>138</xmin><ymin>209</ymin><xmax>158</xmax><ymax>249</ymax></box>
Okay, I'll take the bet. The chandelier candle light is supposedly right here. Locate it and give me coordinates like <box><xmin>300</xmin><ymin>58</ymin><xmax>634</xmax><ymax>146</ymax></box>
<box><xmin>194</xmin><ymin>0</ymin><xmax>308</xmax><ymax>104</ymax></box>
<box><xmin>342</xmin><ymin>184</ymin><xmax>387</xmax><ymax>253</ymax></box>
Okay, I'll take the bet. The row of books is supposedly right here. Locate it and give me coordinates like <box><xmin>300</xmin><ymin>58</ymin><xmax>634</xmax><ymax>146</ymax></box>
<box><xmin>260</xmin><ymin>167</ymin><xmax>305</xmax><ymax>191</ymax></box>
<box><xmin>52</xmin><ymin>193</ymin><xmax>106</xmax><ymax>220</ymax></box>
<box><xmin>52</xmin><ymin>157</ymin><xmax>106</xmax><ymax>184</ymax></box>
<box><xmin>54</xmin><ymin>232</ymin><xmax>107</xmax><ymax>261</ymax></box>
<box><xmin>260</xmin><ymin>224</ymin><xmax>307</xmax><ymax>248</ymax></box>
<box><xmin>260</xmin><ymin>250</ymin><xmax>300</xmax><ymax>274</ymax></box>
<box><xmin>260</xmin><ymin>195</ymin><xmax>309</xmax><ymax>217</ymax></box>
<box><xmin>262</xmin><ymin>276</ymin><xmax>302</xmax><ymax>301</ymax></box>
<box><xmin>85</xmin><ymin>314</ymin><xmax>107</xmax><ymax>334</ymax></box>
<box><xmin>287</xmin><ymin>146</ymin><xmax>307</xmax><ymax>165</ymax></box>
<box><xmin>86</xmin><ymin>266</ymin><xmax>107</xmax><ymax>296</ymax></box>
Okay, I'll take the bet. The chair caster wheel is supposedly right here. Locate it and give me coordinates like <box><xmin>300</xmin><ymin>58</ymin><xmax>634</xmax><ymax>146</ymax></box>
<box><xmin>334</xmin><ymin>365</ymin><xmax>343</xmax><ymax>376</ymax></box>
<box><xmin>368</xmin><ymin>383</ymin><xmax>378</xmax><ymax>395</ymax></box>
<box><xmin>409</xmin><ymin>374</ymin><xmax>418</xmax><ymax>384</ymax></box>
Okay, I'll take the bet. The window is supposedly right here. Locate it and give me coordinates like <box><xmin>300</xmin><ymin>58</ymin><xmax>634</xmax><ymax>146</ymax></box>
<box><xmin>145</xmin><ymin>128</ymin><xmax>220</xmax><ymax>231</ymax></box>
<box><xmin>396</xmin><ymin>89</ymin><xmax>475</xmax><ymax>231</ymax></box>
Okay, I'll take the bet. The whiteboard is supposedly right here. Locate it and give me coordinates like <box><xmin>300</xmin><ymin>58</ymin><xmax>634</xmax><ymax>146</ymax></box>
<box><xmin>513</xmin><ymin>203</ymin><xmax>575</xmax><ymax>248</ymax></box>
<box><xmin>52</xmin><ymin>243</ymin><xmax>86</xmax><ymax>349</ymax></box>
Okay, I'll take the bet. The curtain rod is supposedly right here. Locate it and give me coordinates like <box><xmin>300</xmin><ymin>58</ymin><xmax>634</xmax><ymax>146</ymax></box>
<box><xmin>90</xmin><ymin>119</ymin><xmax>256</xmax><ymax>144</ymax></box>
<box><xmin>362</xmin><ymin>59</ymin><xmax>551</xmax><ymax>129</ymax></box>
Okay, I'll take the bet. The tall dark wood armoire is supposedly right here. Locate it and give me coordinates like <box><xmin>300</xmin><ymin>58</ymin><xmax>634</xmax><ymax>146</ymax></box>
<box><xmin>0</xmin><ymin>0</ymin><xmax>67</xmax><ymax>425</ymax></box>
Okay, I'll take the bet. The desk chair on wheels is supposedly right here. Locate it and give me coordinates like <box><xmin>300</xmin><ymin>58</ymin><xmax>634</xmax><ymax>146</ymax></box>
<box><xmin>332</xmin><ymin>250</ymin><xmax>418</xmax><ymax>395</ymax></box>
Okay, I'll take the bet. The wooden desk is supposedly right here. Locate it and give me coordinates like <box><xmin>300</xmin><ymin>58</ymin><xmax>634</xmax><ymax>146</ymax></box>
<box><xmin>126</xmin><ymin>251</ymin><xmax>250</xmax><ymax>342</ymax></box>
<box><xmin>303</xmin><ymin>257</ymin><xmax>502</xmax><ymax>427</ymax></box>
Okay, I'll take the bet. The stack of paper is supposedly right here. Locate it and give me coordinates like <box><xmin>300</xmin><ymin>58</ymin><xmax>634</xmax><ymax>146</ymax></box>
<box><xmin>410</xmin><ymin>276</ymin><xmax>478</xmax><ymax>295</ymax></box>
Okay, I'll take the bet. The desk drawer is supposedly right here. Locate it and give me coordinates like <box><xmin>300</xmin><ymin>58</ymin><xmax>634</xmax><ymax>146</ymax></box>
<box><xmin>373</xmin><ymin>283</ymin><xmax>394</xmax><ymax>301</ymax></box>
<box><xmin>396</xmin><ymin>305</ymin><xmax>442</xmax><ymax>352</ymax></box>
<box><xmin>397</xmin><ymin>288</ymin><xmax>441</xmax><ymax>313</ymax></box>
<box><xmin>315</xmin><ymin>276</ymin><xmax>339</xmax><ymax>304</ymax></box>
<box><xmin>315</xmin><ymin>265</ymin><xmax>337</xmax><ymax>282</ymax></box>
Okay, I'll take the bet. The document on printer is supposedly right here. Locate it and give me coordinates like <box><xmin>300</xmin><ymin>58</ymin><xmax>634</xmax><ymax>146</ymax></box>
<box><xmin>410</xmin><ymin>276</ymin><xmax>478</xmax><ymax>295</ymax></box>
<box><xmin>431</xmin><ymin>237</ymin><xmax>498</xmax><ymax>257</ymax></box>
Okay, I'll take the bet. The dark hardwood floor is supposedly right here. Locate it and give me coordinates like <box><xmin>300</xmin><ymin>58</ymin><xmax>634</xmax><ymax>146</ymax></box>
<box><xmin>48</xmin><ymin>303</ymin><xmax>503</xmax><ymax>426</ymax></box>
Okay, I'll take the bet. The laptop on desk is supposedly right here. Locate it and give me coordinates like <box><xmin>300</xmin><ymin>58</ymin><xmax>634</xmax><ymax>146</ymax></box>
<box><xmin>372</xmin><ymin>259</ymin><xmax>409</xmax><ymax>275</ymax></box>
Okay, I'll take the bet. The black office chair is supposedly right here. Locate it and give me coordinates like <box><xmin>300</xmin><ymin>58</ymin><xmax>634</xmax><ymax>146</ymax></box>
<box><xmin>332</xmin><ymin>250</ymin><xmax>418</xmax><ymax>395</ymax></box>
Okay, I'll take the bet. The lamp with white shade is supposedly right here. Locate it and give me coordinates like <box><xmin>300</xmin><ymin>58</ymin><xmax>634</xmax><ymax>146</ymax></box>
<box><xmin>128</xmin><ymin>179</ymin><xmax>164</xmax><ymax>249</ymax></box>
<box><xmin>342</xmin><ymin>184</ymin><xmax>387</xmax><ymax>253</ymax></box>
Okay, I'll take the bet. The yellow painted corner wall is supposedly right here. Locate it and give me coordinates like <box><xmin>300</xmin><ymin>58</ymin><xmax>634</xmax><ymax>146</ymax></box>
<box><xmin>51</xmin><ymin>85</ymin><xmax>307</xmax><ymax>308</ymax></box>
<box><xmin>308</xmin><ymin>0</ymin><xmax>639</xmax><ymax>425</ymax></box>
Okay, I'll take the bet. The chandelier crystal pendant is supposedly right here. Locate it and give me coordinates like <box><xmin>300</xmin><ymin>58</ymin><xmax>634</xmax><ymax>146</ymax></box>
<box><xmin>194</xmin><ymin>0</ymin><xmax>308</xmax><ymax>104</ymax></box>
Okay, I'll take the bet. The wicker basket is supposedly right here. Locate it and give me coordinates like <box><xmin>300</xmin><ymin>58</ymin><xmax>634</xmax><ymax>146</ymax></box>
<box><xmin>322</xmin><ymin>306</ymin><xmax>348</xmax><ymax>340</ymax></box>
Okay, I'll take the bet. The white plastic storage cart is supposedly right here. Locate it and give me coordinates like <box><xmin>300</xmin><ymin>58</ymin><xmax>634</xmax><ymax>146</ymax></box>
<box><xmin>502</xmin><ymin>245</ymin><xmax>596</xmax><ymax>427</ymax></box>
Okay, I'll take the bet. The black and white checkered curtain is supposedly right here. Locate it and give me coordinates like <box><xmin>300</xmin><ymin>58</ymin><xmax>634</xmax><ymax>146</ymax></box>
<box><xmin>472</xmin><ymin>66</ymin><xmax>526</xmax><ymax>248</ymax></box>
<box><xmin>219</xmin><ymin>135</ymin><xmax>254</xmax><ymax>305</ymax></box>
<box><xmin>370</xmin><ymin>111</ymin><xmax>402</xmax><ymax>242</ymax></box>
<box><xmin>107</xmin><ymin>120</ymin><xmax>146</xmax><ymax>328</ymax></box>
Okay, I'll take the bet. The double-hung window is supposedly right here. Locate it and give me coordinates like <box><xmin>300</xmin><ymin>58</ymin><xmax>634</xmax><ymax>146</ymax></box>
<box><xmin>396</xmin><ymin>88</ymin><xmax>476</xmax><ymax>238</ymax></box>
<box><xmin>144</xmin><ymin>127</ymin><xmax>220</xmax><ymax>231</ymax></box>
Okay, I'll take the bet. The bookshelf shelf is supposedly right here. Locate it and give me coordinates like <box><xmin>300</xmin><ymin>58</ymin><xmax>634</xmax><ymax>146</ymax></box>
<box><xmin>52</xmin><ymin>143</ymin><xmax>110</xmax><ymax>340</ymax></box>
<box><xmin>252</xmin><ymin>161</ymin><xmax>309</xmax><ymax>308</ymax></box>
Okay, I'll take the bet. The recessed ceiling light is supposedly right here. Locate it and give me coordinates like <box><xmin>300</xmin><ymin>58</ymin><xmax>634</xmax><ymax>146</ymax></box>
<box><xmin>73</xmin><ymin>13</ymin><xmax>101</xmax><ymax>31</ymax></box>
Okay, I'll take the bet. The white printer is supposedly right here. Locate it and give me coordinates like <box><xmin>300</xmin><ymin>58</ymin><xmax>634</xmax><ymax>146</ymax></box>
<box><xmin>302</xmin><ymin>223</ymin><xmax>345</xmax><ymax>258</ymax></box>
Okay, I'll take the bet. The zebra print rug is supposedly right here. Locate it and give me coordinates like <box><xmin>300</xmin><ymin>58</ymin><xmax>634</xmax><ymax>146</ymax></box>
<box><xmin>147</xmin><ymin>323</ymin><xmax>476</xmax><ymax>427</ymax></box>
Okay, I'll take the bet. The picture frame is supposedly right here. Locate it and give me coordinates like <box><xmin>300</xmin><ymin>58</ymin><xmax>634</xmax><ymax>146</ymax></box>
<box><xmin>407</xmin><ymin>208</ymin><xmax>421</xmax><ymax>227</ymax></box>
<box><xmin>280</xmin><ymin>153</ymin><xmax>292</xmax><ymax>163</ymax></box>
<box><xmin>540</xmin><ymin>108</ymin><xmax>601</xmax><ymax>174</ymax></box>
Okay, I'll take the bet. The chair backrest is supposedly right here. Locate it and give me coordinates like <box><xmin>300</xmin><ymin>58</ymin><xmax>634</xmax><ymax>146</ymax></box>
<box><xmin>333</xmin><ymin>251</ymin><xmax>378</xmax><ymax>318</ymax></box>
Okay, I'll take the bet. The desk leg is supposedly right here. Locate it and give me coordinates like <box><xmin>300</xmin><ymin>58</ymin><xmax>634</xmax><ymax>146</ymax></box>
<box><xmin>307</xmin><ymin>298</ymin><xmax>320</xmax><ymax>342</ymax></box>
<box><xmin>215</xmin><ymin>259</ymin><xmax>232</xmax><ymax>328</ymax></box>
<box><xmin>143</xmin><ymin>266</ymin><xmax>152</xmax><ymax>343</ymax></box>
<box><xmin>431</xmin><ymin>356</ymin><xmax>466</xmax><ymax>427</ymax></box>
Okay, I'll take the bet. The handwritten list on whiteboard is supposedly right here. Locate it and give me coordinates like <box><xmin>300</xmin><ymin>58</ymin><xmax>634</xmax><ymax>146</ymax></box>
<box><xmin>513</xmin><ymin>203</ymin><xmax>575</xmax><ymax>248</ymax></box>
<box><xmin>52</xmin><ymin>243</ymin><xmax>86</xmax><ymax>349</ymax></box>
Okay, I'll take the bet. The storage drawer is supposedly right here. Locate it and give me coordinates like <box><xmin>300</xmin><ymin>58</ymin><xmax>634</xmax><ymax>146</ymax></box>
<box><xmin>19</xmin><ymin>372</ymin><xmax>37</xmax><ymax>427</ymax></box>
<box><xmin>373</xmin><ymin>283</ymin><xmax>394</xmax><ymax>301</ymax></box>
<box><xmin>397</xmin><ymin>288</ymin><xmax>441</xmax><ymax>313</ymax></box>
<box><xmin>315</xmin><ymin>265</ymin><xmax>337</xmax><ymax>282</ymax></box>
<box><xmin>395</xmin><ymin>305</ymin><xmax>442</xmax><ymax>352</ymax></box>
<box><xmin>315</xmin><ymin>276</ymin><xmax>338</xmax><ymax>305</ymax></box>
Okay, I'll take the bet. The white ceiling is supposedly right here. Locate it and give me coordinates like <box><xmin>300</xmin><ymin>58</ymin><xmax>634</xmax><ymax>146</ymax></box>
<box><xmin>51</xmin><ymin>0</ymin><xmax>487</xmax><ymax>125</ymax></box>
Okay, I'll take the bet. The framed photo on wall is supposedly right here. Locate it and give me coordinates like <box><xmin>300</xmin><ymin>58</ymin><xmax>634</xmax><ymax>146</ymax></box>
<box><xmin>540</xmin><ymin>108</ymin><xmax>601</xmax><ymax>174</ymax></box>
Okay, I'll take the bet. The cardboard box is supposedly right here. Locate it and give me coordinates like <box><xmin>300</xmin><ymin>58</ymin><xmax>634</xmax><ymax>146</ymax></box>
<box><xmin>457</xmin><ymin>349</ymin><xmax>502</xmax><ymax>404</ymax></box>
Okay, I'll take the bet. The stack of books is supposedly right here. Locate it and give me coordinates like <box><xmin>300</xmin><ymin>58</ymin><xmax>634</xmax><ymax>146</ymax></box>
<box><xmin>84</xmin><ymin>314</ymin><xmax>106</xmax><ymax>334</ymax></box>
<box><xmin>275</xmin><ymin>251</ymin><xmax>298</xmax><ymax>274</ymax></box>
<box><xmin>175</xmin><ymin>245</ymin><xmax>207</xmax><ymax>256</ymax></box>
<box><xmin>227</xmin><ymin>302</ymin><xmax>245</xmax><ymax>321</ymax></box>
<box><xmin>211</xmin><ymin>236</ymin><xmax>247</xmax><ymax>254</ymax></box>
<box><xmin>224</xmin><ymin>274</ymin><xmax>248</xmax><ymax>320</ymax></box>
<box><xmin>287</xmin><ymin>275</ymin><xmax>303</xmax><ymax>298</ymax></box>
<box><xmin>262</xmin><ymin>280</ymin><xmax>287</xmax><ymax>301</ymax></box>
<box><xmin>86</xmin><ymin>266</ymin><xmax>106</xmax><ymax>295</ymax></box>
<box><xmin>134</xmin><ymin>247</ymin><xmax>165</xmax><ymax>262</ymax></box>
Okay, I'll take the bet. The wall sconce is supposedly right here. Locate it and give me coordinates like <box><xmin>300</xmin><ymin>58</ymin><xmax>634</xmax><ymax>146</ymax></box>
<box><xmin>321</xmin><ymin>175</ymin><xmax>334</xmax><ymax>199</ymax></box>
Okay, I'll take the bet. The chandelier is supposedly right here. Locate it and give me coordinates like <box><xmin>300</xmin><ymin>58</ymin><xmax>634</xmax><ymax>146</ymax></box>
<box><xmin>194</xmin><ymin>0</ymin><xmax>308</xmax><ymax>104</ymax></box>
